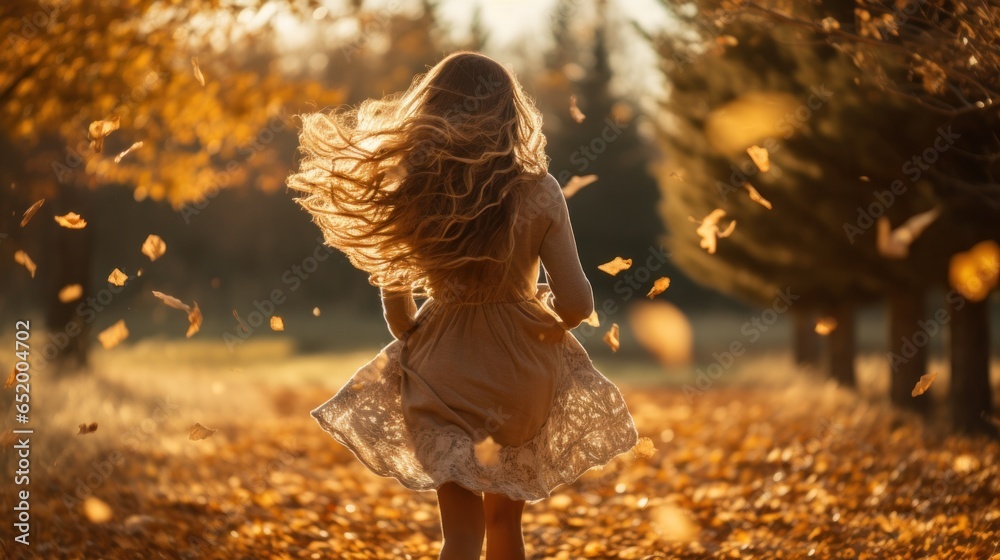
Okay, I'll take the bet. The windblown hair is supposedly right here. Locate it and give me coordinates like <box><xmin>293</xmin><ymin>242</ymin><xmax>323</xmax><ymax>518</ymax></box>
<box><xmin>287</xmin><ymin>51</ymin><xmax>549</xmax><ymax>296</ymax></box>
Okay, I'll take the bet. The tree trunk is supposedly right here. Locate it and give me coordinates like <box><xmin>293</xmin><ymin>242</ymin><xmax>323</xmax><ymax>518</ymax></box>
<box><xmin>828</xmin><ymin>304</ymin><xmax>855</xmax><ymax>387</ymax></box>
<box><xmin>45</xmin><ymin>183</ymin><xmax>93</xmax><ymax>374</ymax></box>
<box><xmin>889</xmin><ymin>289</ymin><xmax>930</xmax><ymax>416</ymax></box>
<box><xmin>949</xmin><ymin>297</ymin><xmax>995</xmax><ymax>435</ymax></box>
<box><xmin>793</xmin><ymin>308</ymin><xmax>821</xmax><ymax>369</ymax></box>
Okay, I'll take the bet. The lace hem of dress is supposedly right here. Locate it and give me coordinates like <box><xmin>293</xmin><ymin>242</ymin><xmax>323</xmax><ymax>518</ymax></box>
<box><xmin>310</xmin><ymin>333</ymin><xmax>639</xmax><ymax>503</ymax></box>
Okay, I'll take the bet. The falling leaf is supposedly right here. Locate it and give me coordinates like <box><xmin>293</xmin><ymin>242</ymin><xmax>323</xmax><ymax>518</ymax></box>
<box><xmin>192</xmin><ymin>57</ymin><xmax>205</xmax><ymax>86</ymax></box>
<box><xmin>692</xmin><ymin>209</ymin><xmax>736</xmax><ymax>254</ymax></box>
<box><xmin>911</xmin><ymin>371</ymin><xmax>938</xmax><ymax>397</ymax></box>
<box><xmin>312</xmin><ymin>307</ymin><xmax>321</xmax><ymax>317</ymax></box>
<box><xmin>569</xmin><ymin>95</ymin><xmax>586</xmax><ymax>123</ymax></box>
<box><xmin>113</xmin><ymin>141</ymin><xmax>144</xmax><ymax>163</ymax></box>
<box><xmin>4</xmin><ymin>366</ymin><xmax>15</xmax><ymax>389</ymax></box>
<box><xmin>58</xmin><ymin>284</ymin><xmax>83</xmax><ymax>303</ymax></box>
<box><xmin>598</xmin><ymin>257</ymin><xmax>632</xmax><ymax>276</ymax></box>
<box><xmin>108</xmin><ymin>268</ymin><xmax>128</xmax><ymax>286</ymax></box>
<box><xmin>603</xmin><ymin>323</ymin><xmax>620</xmax><ymax>352</ymax></box>
<box><xmin>77</xmin><ymin>422</ymin><xmax>98</xmax><ymax>435</ymax></box>
<box><xmin>270</xmin><ymin>316</ymin><xmax>285</xmax><ymax>331</ymax></box>
<box><xmin>141</xmin><ymin>234</ymin><xmax>166</xmax><ymax>261</ymax></box>
<box><xmin>632</xmin><ymin>436</ymin><xmax>656</xmax><ymax>458</ymax></box>
<box><xmin>88</xmin><ymin>116</ymin><xmax>120</xmax><ymax>153</ymax></box>
<box><xmin>233</xmin><ymin>309</ymin><xmax>249</xmax><ymax>334</ymax></box>
<box><xmin>189</xmin><ymin>422</ymin><xmax>217</xmax><ymax>440</ymax></box>
<box><xmin>20</xmin><ymin>199</ymin><xmax>44</xmax><ymax>227</ymax></box>
<box><xmin>646</xmin><ymin>277</ymin><xmax>671</xmax><ymax>299</ymax></box>
<box><xmin>54</xmin><ymin>212</ymin><xmax>87</xmax><ymax>229</ymax></box>
<box><xmin>562</xmin><ymin>174</ymin><xmax>598</xmax><ymax>199</ymax></box>
<box><xmin>877</xmin><ymin>207</ymin><xmax>940</xmax><ymax>259</ymax></box>
<box><xmin>949</xmin><ymin>240</ymin><xmax>999</xmax><ymax>302</ymax></box>
<box><xmin>583</xmin><ymin>310</ymin><xmax>600</xmax><ymax>327</ymax></box>
<box><xmin>747</xmin><ymin>145</ymin><xmax>770</xmax><ymax>172</ymax></box>
<box><xmin>14</xmin><ymin>250</ymin><xmax>36</xmax><ymax>278</ymax></box>
<box><xmin>860</xmin><ymin>176</ymin><xmax>870</xmax><ymax>182</ymax></box>
<box><xmin>743</xmin><ymin>183</ymin><xmax>772</xmax><ymax>210</ymax></box>
<box><xmin>83</xmin><ymin>497</ymin><xmax>113</xmax><ymax>524</ymax></box>
<box><xmin>152</xmin><ymin>290</ymin><xmax>191</xmax><ymax>312</ymax></box>
<box><xmin>186</xmin><ymin>302</ymin><xmax>202</xmax><ymax>338</ymax></box>
<box><xmin>474</xmin><ymin>436</ymin><xmax>501</xmax><ymax>467</ymax></box>
<box><xmin>820</xmin><ymin>16</ymin><xmax>841</xmax><ymax>32</ymax></box>
<box><xmin>98</xmin><ymin>320</ymin><xmax>129</xmax><ymax>349</ymax></box>
<box><xmin>815</xmin><ymin>317</ymin><xmax>838</xmax><ymax>335</ymax></box>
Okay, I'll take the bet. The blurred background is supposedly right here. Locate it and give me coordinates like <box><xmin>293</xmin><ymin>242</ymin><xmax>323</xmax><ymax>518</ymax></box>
<box><xmin>2</xmin><ymin>0</ymin><xmax>1000</xmax><ymax>556</ymax></box>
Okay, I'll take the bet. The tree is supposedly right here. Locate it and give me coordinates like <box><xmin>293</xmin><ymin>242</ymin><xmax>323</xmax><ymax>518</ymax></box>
<box><xmin>0</xmin><ymin>0</ymin><xmax>342</xmax><ymax>371</ymax></box>
<box><xmin>642</xmin><ymin>0</ymin><xmax>998</xmax><ymax>433</ymax></box>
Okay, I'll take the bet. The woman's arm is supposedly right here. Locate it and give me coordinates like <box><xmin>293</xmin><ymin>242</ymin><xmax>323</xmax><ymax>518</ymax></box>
<box><xmin>380</xmin><ymin>287</ymin><xmax>418</xmax><ymax>340</ymax></box>
<box><xmin>537</xmin><ymin>176</ymin><xmax>595</xmax><ymax>329</ymax></box>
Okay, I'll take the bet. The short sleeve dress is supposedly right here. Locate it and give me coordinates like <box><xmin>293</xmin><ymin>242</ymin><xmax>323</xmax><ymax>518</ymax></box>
<box><xmin>310</xmin><ymin>173</ymin><xmax>639</xmax><ymax>503</ymax></box>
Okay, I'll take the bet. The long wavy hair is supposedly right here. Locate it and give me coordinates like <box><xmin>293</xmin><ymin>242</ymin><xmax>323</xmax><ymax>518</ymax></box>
<box><xmin>287</xmin><ymin>51</ymin><xmax>549</xmax><ymax>297</ymax></box>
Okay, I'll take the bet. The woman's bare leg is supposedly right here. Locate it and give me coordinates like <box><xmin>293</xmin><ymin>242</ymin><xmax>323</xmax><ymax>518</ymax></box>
<box><xmin>436</xmin><ymin>482</ymin><xmax>486</xmax><ymax>560</ymax></box>
<box><xmin>483</xmin><ymin>492</ymin><xmax>525</xmax><ymax>560</ymax></box>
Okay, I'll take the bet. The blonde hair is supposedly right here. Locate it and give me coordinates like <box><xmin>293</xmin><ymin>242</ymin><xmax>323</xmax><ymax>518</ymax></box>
<box><xmin>287</xmin><ymin>51</ymin><xmax>549</xmax><ymax>297</ymax></box>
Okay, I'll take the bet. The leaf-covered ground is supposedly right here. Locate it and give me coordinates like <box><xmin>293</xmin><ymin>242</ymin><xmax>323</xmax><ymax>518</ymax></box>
<box><xmin>2</xmin><ymin>342</ymin><xmax>999</xmax><ymax>559</ymax></box>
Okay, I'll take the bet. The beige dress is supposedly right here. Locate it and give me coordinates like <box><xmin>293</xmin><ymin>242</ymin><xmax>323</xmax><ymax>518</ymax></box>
<box><xmin>310</xmin><ymin>173</ymin><xmax>638</xmax><ymax>503</ymax></box>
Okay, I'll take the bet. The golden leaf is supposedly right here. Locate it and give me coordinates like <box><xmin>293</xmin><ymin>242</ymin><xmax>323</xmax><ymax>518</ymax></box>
<box><xmin>716</xmin><ymin>35</ymin><xmax>738</xmax><ymax>46</ymax></box>
<box><xmin>77</xmin><ymin>422</ymin><xmax>98</xmax><ymax>435</ymax></box>
<box><xmin>141</xmin><ymin>234</ymin><xmax>166</xmax><ymax>261</ymax></box>
<box><xmin>113</xmin><ymin>141</ymin><xmax>144</xmax><ymax>163</ymax></box>
<box><xmin>88</xmin><ymin>116</ymin><xmax>120</xmax><ymax>153</ymax></box>
<box><xmin>312</xmin><ymin>307</ymin><xmax>321</xmax><ymax>317</ymax></box>
<box><xmin>598</xmin><ymin>257</ymin><xmax>633</xmax><ymax>276</ymax></box>
<box><xmin>152</xmin><ymin>290</ymin><xmax>191</xmax><ymax>312</ymax></box>
<box><xmin>83</xmin><ymin>497</ymin><xmax>113</xmax><ymax>524</ymax></box>
<box><xmin>747</xmin><ymin>145</ymin><xmax>770</xmax><ymax>172</ymax></box>
<box><xmin>877</xmin><ymin>207</ymin><xmax>940</xmax><ymax>259</ymax></box>
<box><xmin>743</xmin><ymin>183</ymin><xmax>772</xmax><ymax>210</ymax></box>
<box><xmin>583</xmin><ymin>309</ymin><xmax>600</xmax><ymax>327</ymax></box>
<box><xmin>189</xmin><ymin>422</ymin><xmax>217</xmax><ymax>440</ymax></box>
<box><xmin>474</xmin><ymin>435</ymin><xmax>501</xmax><ymax>467</ymax></box>
<box><xmin>814</xmin><ymin>317</ymin><xmax>838</xmax><ymax>335</ymax></box>
<box><xmin>233</xmin><ymin>309</ymin><xmax>249</xmax><ymax>334</ymax></box>
<box><xmin>603</xmin><ymin>323</ymin><xmax>620</xmax><ymax>352</ymax></box>
<box><xmin>20</xmin><ymin>199</ymin><xmax>44</xmax><ymax>227</ymax></box>
<box><xmin>949</xmin><ymin>240</ymin><xmax>999</xmax><ymax>302</ymax></box>
<box><xmin>108</xmin><ymin>268</ymin><xmax>128</xmax><ymax>286</ymax></box>
<box><xmin>98</xmin><ymin>320</ymin><xmax>129</xmax><ymax>349</ymax></box>
<box><xmin>4</xmin><ymin>366</ymin><xmax>15</xmax><ymax>389</ymax></box>
<box><xmin>562</xmin><ymin>174</ymin><xmax>598</xmax><ymax>199</ymax></box>
<box><xmin>192</xmin><ymin>57</ymin><xmax>206</xmax><ymax>86</ymax></box>
<box><xmin>646</xmin><ymin>277</ymin><xmax>671</xmax><ymax>299</ymax></box>
<box><xmin>186</xmin><ymin>302</ymin><xmax>202</xmax><ymax>338</ymax></box>
<box><xmin>692</xmin><ymin>209</ymin><xmax>736</xmax><ymax>254</ymax></box>
<box><xmin>270</xmin><ymin>316</ymin><xmax>285</xmax><ymax>331</ymax></box>
<box><xmin>569</xmin><ymin>95</ymin><xmax>586</xmax><ymax>123</ymax></box>
<box><xmin>54</xmin><ymin>212</ymin><xmax>87</xmax><ymax>229</ymax></box>
<box><xmin>58</xmin><ymin>284</ymin><xmax>83</xmax><ymax>303</ymax></box>
<box><xmin>911</xmin><ymin>371</ymin><xmax>938</xmax><ymax>397</ymax></box>
<box><xmin>14</xmin><ymin>250</ymin><xmax>36</xmax><ymax>278</ymax></box>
